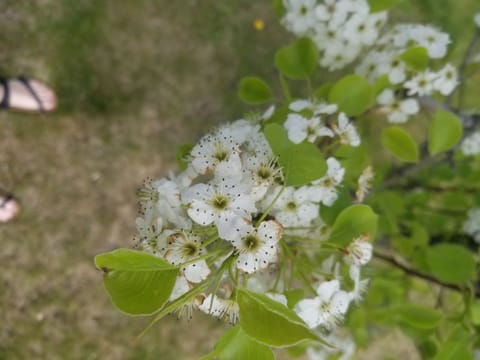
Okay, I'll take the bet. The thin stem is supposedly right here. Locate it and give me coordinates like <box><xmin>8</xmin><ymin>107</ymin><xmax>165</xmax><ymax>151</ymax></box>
<box><xmin>255</xmin><ymin>185</ymin><xmax>285</xmax><ymax>226</ymax></box>
<box><xmin>279</xmin><ymin>73</ymin><xmax>292</xmax><ymax>102</ymax></box>
<box><xmin>376</xmin><ymin>152</ymin><xmax>446</xmax><ymax>190</ymax></box>
<box><xmin>373</xmin><ymin>249</ymin><xmax>480</xmax><ymax>297</ymax></box>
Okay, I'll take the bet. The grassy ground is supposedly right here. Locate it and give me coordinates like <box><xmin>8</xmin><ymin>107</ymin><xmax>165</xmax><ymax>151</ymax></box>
<box><xmin>0</xmin><ymin>1</ymin><xmax>286</xmax><ymax>359</ymax></box>
<box><xmin>0</xmin><ymin>1</ymin><xmax>477</xmax><ymax>359</ymax></box>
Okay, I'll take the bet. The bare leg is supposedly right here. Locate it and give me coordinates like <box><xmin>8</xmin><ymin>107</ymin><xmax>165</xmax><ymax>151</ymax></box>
<box><xmin>0</xmin><ymin>78</ymin><xmax>57</xmax><ymax>112</ymax></box>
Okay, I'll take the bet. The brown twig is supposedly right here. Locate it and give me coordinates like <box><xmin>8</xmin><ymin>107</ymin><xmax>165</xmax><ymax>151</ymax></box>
<box><xmin>373</xmin><ymin>249</ymin><xmax>480</xmax><ymax>297</ymax></box>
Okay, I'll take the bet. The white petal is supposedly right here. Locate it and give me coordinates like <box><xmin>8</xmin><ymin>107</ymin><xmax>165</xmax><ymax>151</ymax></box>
<box><xmin>316</xmin><ymin>279</ymin><xmax>340</xmax><ymax>300</ymax></box>
<box><xmin>183</xmin><ymin>260</ymin><xmax>210</xmax><ymax>283</ymax></box>
<box><xmin>187</xmin><ymin>200</ymin><xmax>216</xmax><ymax>226</ymax></box>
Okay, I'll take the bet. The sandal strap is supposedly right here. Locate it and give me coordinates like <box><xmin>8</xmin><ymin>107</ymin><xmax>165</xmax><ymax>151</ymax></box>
<box><xmin>17</xmin><ymin>76</ymin><xmax>45</xmax><ymax>112</ymax></box>
<box><xmin>0</xmin><ymin>78</ymin><xmax>10</xmax><ymax>109</ymax></box>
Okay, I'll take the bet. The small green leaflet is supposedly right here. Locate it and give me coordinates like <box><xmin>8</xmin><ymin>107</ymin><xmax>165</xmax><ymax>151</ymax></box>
<box><xmin>329</xmin><ymin>204</ymin><xmax>378</xmax><ymax>245</ymax></box>
<box><xmin>382</xmin><ymin>126</ymin><xmax>419</xmax><ymax>163</ymax></box>
<box><xmin>95</xmin><ymin>248</ymin><xmax>177</xmax><ymax>315</ymax></box>
<box><xmin>238</xmin><ymin>76</ymin><xmax>273</xmax><ymax>104</ymax></box>
<box><xmin>274</xmin><ymin>38</ymin><xmax>318</xmax><ymax>80</ymax></box>
<box><xmin>428</xmin><ymin>110</ymin><xmax>463</xmax><ymax>155</ymax></box>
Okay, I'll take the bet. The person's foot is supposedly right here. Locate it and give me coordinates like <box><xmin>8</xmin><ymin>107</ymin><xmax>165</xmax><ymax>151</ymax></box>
<box><xmin>0</xmin><ymin>193</ymin><xmax>20</xmax><ymax>223</ymax></box>
<box><xmin>0</xmin><ymin>77</ymin><xmax>57</xmax><ymax>113</ymax></box>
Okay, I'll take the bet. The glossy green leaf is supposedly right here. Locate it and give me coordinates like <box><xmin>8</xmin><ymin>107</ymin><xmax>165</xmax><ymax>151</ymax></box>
<box><xmin>329</xmin><ymin>204</ymin><xmax>378</xmax><ymax>245</ymax></box>
<box><xmin>382</xmin><ymin>126</ymin><xmax>419</xmax><ymax>163</ymax></box>
<box><xmin>394</xmin><ymin>304</ymin><xmax>442</xmax><ymax>329</ymax></box>
<box><xmin>202</xmin><ymin>325</ymin><xmax>274</xmax><ymax>360</ymax></box>
<box><xmin>274</xmin><ymin>38</ymin><xmax>318</xmax><ymax>80</ymax></box>
<box><xmin>328</xmin><ymin>75</ymin><xmax>373</xmax><ymax>116</ymax></box>
<box><xmin>399</xmin><ymin>47</ymin><xmax>429</xmax><ymax>71</ymax></box>
<box><xmin>426</xmin><ymin>244</ymin><xmax>476</xmax><ymax>284</ymax></box>
<box><xmin>428</xmin><ymin>110</ymin><xmax>463</xmax><ymax>155</ymax></box>
<box><xmin>238</xmin><ymin>76</ymin><xmax>273</xmax><ymax>104</ymax></box>
<box><xmin>264</xmin><ymin>123</ymin><xmax>327</xmax><ymax>186</ymax></box>
<box><xmin>367</xmin><ymin>0</ymin><xmax>397</xmax><ymax>12</ymax></box>
<box><xmin>237</xmin><ymin>288</ymin><xmax>327</xmax><ymax>347</ymax></box>
<box><xmin>95</xmin><ymin>249</ymin><xmax>177</xmax><ymax>315</ymax></box>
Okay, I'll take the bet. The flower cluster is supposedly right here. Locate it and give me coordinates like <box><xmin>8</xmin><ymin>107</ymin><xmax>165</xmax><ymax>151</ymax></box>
<box><xmin>463</xmin><ymin>208</ymin><xmax>480</xmax><ymax>243</ymax></box>
<box><xmin>284</xmin><ymin>99</ymin><xmax>360</xmax><ymax>147</ymax></box>
<box><xmin>134</xmin><ymin>107</ymin><xmax>372</xmax><ymax>334</ymax></box>
<box><xmin>282</xmin><ymin>0</ymin><xmax>387</xmax><ymax>70</ymax></box>
<box><xmin>281</xmin><ymin>1</ymin><xmax>459</xmax><ymax>125</ymax></box>
<box><xmin>357</xmin><ymin>24</ymin><xmax>457</xmax><ymax>123</ymax></box>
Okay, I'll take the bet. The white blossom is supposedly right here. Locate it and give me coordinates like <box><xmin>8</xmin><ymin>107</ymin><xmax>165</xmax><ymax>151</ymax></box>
<box><xmin>295</xmin><ymin>280</ymin><xmax>352</xmax><ymax>329</ymax></box>
<box><xmin>333</xmin><ymin>113</ymin><xmax>361</xmax><ymax>146</ymax></box>
<box><xmin>164</xmin><ymin>232</ymin><xmax>210</xmax><ymax>283</ymax></box>
<box><xmin>403</xmin><ymin>70</ymin><xmax>437</xmax><ymax>96</ymax></box>
<box><xmin>475</xmin><ymin>13</ymin><xmax>480</xmax><ymax>28</ymax></box>
<box><xmin>284</xmin><ymin>113</ymin><xmax>333</xmax><ymax>144</ymax></box>
<box><xmin>190</xmin><ymin>128</ymin><xmax>242</xmax><ymax>179</ymax></box>
<box><xmin>349</xmin><ymin>265</ymin><xmax>370</xmax><ymax>303</ymax></box>
<box><xmin>310</xmin><ymin>157</ymin><xmax>345</xmax><ymax>206</ymax></box>
<box><xmin>231</xmin><ymin>220</ymin><xmax>283</xmax><ymax>274</ymax></box>
<box><xmin>377</xmin><ymin>89</ymin><xmax>419</xmax><ymax>123</ymax></box>
<box><xmin>433</xmin><ymin>64</ymin><xmax>458</xmax><ymax>96</ymax></box>
<box><xmin>281</xmin><ymin>0</ymin><xmax>318</xmax><ymax>35</ymax></box>
<box><xmin>345</xmin><ymin>235</ymin><xmax>373</xmax><ymax>266</ymax></box>
<box><xmin>263</xmin><ymin>186</ymin><xmax>319</xmax><ymax>228</ymax></box>
<box><xmin>199</xmin><ymin>294</ymin><xmax>239</xmax><ymax>324</ymax></box>
<box><xmin>463</xmin><ymin>208</ymin><xmax>480</xmax><ymax>243</ymax></box>
<box><xmin>355</xmin><ymin>166</ymin><xmax>374</xmax><ymax>203</ymax></box>
<box><xmin>182</xmin><ymin>179</ymin><xmax>256</xmax><ymax>241</ymax></box>
<box><xmin>461</xmin><ymin>131</ymin><xmax>480</xmax><ymax>155</ymax></box>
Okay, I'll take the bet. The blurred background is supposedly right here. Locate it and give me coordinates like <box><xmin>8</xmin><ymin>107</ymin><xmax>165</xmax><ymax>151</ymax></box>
<box><xmin>0</xmin><ymin>1</ymin><xmax>477</xmax><ymax>359</ymax></box>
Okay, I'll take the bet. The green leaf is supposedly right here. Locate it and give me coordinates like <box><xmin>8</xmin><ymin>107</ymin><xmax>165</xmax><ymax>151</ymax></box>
<box><xmin>284</xmin><ymin>289</ymin><xmax>305</xmax><ymax>309</ymax></box>
<box><xmin>274</xmin><ymin>38</ymin><xmax>318</xmax><ymax>80</ymax></box>
<box><xmin>367</xmin><ymin>0</ymin><xmax>397</xmax><ymax>12</ymax></box>
<box><xmin>328</xmin><ymin>75</ymin><xmax>373</xmax><ymax>116</ymax></box>
<box><xmin>382</xmin><ymin>126</ymin><xmax>419</xmax><ymax>163</ymax></box>
<box><xmin>238</xmin><ymin>76</ymin><xmax>273</xmax><ymax>104</ymax></box>
<box><xmin>264</xmin><ymin>123</ymin><xmax>327</xmax><ymax>186</ymax></box>
<box><xmin>428</xmin><ymin>110</ymin><xmax>463</xmax><ymax>155</ymax></box>
<box><xmin>399</xmin><ymin>47</ymin><xmax>429</xmax><ymax>71</ymax></box>
<box><xmin>319</xmin><ymin>187</ymin><xmax>352</xmax><ymax>226</ymax></box>
<box><xmin>329</xmin><ymin>204</ymin><xmax>378</xmax><ymax>245</ymax></box>
<box><xmin>202</xmin><ymin>325</ymin><xmax>274</xmax><ymax>360</ymax></box>
<box><xmin>176</xmin><ymin>143</ymin><xmax>193</xmax><ymax>171</ymax></box>
<box><xmin>394</xmin><ymin>304</ymin><xmax>442</xmax><ymax>329</ymax></box>
<box><xmin>95</xmin><ymin>249</ymin><xmax>177</xmax><ymax>315</ymax></box>
<box><xmin>237</xmin><ymin>288</ymin><xmax>328</xmax><ymax>347</ymax></box>
<box><xmin>313</xmin><ymin>83</ymin><xmax>333</xmax><ymax>101</ymax></box>
<box><xmin>426</xmin><ymin>244</ymin><xmax>476</xmax><ymax>284</ymax></box>
<box><xmin>434</xmin><ymin>326</ymin><xmax>472</xmax><ymax>360</ymax></box>
<box><xmin>373</xmin><ymin>75</ymin><xmax>390</xmax><ymax>96</ymax></box>
<box><xmin>470</xmin><ymin>300</ymin><xmax>480</xmax><ymax>325</ymax></box>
